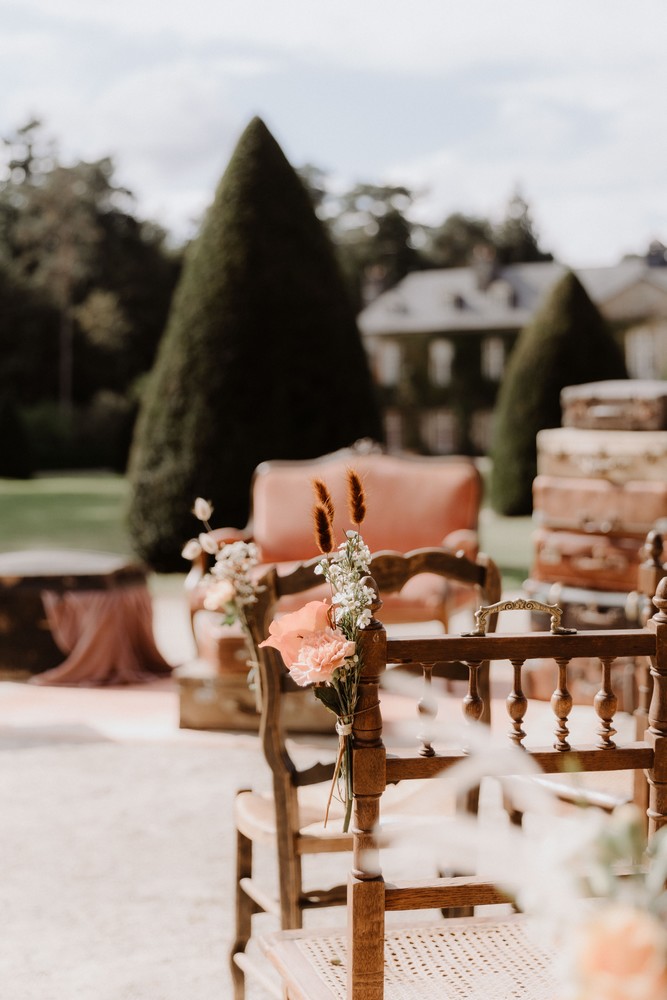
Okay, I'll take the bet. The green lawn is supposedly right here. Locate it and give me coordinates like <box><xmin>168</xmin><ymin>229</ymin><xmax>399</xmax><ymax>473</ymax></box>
<box><xmin>479</xmin><ymin>507</ymin><xmax>534</xmax><ymax>592</ymax></box>
<box><xmin>0</xmin><ymin>473</ymin><xmax>132</xmax><ymax>554</ymax></box>
<box><xmin>0</xmin><ymin>471</ymin><xmax>534</xmax><ymax>594</ymax></box>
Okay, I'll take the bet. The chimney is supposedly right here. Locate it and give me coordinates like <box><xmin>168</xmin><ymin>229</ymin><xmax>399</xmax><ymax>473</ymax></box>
<box><xmin>471</xmin><ymin>244</ymin><xmax>498</xmax><ymax>290</ymax></box>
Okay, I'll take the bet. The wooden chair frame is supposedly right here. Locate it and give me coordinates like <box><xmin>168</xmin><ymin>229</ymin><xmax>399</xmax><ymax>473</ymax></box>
<box><xmin>230</xmin><ymin>547</ymin><xmax>501</xmax><ymax>999</ymax></box>
<box><xmin>263</xmin><ymin>579</ymin><xmax>667</xmax><ymax>1000</ymax></box>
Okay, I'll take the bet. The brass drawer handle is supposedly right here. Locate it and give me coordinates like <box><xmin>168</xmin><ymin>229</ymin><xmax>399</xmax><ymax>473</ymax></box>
<box><xmin>464</xmin><ymin>598</ymin><xmax>577</xmax><ymax>637</ymax></box>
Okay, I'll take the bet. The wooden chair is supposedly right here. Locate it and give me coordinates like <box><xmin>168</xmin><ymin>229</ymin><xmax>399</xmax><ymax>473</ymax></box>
<box><xmin>185</xmin><ymin>444</ymin><xmax>483</xmax><ymax>675</ymax></box>
<box><xmin>230</xmin><ymin>547</ymin><xmax>502</xmax><ymax>999</ymax></box>
<box><xmin>262</xmin><ymin>582</ymin><xmax>667</xmax><ymax>1000</ymax></box>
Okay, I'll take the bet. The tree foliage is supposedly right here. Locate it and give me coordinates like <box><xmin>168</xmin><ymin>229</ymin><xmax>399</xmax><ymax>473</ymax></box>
<box><xmin>426</xmin><ymin>192</ymin><xmax>552</xmax><ymax>271</ymax></box>
<box><xmin>299</xmin><ymin>173</ymin><xmax>553</xmax><ymax>307</ymax></box>
<box><xmin>0</xmin><ymin>120</ymin><xmax>180</xmax><ymax>416</ymax></box>
<box><xmin>490</xmin><ymin>271</ymin><xmax>627</xmax><ymax>515</ymax></box>
<box><xmin>299</xmin><ymin>174</ymin><xmax>428</xmax><ymax>309</ymax></box>
<box><xmin>427</xmin><ymin>212</ymin><xmax>495</xmax><ymax>268</ymax></box>
<box><xmin>494</xmin><ymin>192</ymin><xmax>553</xmax><ymax>265</ymax></box>
<box><xmin>0</xmin><ymin>392</ymin><xmax>33</xmax><ymax>478</ymax></box>
<box><xmin>127</xmin><ymin>117</ymin><xmax>382</xmax><ymax>571</ymax></box>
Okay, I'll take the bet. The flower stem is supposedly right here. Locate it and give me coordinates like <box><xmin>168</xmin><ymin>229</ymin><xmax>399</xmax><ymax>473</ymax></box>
<box><xmin>343</xmin><ymin>736</ymin><xmax>353</xmax><ymax>833</ymax></box>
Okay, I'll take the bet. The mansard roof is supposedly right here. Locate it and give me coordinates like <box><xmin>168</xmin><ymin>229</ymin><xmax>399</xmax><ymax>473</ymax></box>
<box><xmin>358</xmin><ymin>259</ymin><xmax>667</xmax><ymax>338</ymax></box>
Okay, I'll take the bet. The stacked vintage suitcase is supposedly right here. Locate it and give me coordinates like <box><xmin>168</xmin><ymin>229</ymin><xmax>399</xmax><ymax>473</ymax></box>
<box><xmin>523</xmin><ymin>379</ymin><xmax>667</xmax><ymax>706</ymax></box>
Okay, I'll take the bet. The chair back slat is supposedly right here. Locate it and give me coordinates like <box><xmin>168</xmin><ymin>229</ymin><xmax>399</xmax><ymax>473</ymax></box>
<box><xmin>387</xmin><ymin>630</ymin><xmax>656</xmax><ymax>663</ymax></box>
<box><xmin>386</xmin><ymin>631</ymin><xmax>656</xmax><ymax>763</ymax></box>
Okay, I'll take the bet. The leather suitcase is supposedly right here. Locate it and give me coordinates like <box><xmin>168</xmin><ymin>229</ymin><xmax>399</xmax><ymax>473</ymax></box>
<box><xmin>531</xmin><ymin>527</ymin><xmax>644</xmax><ymax>592</ymax></box>
<box><xmin>532</xmin><ymin>474</ymin><xmax>667</xmax><ymax>537</ymax></box>
<box><xmin>536</xmin><ymin>427</ymin><xmax>667</xmax><ymax>483</ymax></box>
<box><xmin>561</xmin><ymin>379</ymin><xmax>667</xmax><ymax>431</ymax></box>
<box><xmin>523</xmin><ymin>578</ymin><xmax>648</xmax><ymax>630</ymax></box>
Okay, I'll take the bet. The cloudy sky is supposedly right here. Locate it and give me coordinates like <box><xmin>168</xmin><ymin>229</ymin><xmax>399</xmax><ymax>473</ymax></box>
<box><xmin>2</xmin><ymin>0</ymin><xmax>665</xmax><ymax>265</ymax></box>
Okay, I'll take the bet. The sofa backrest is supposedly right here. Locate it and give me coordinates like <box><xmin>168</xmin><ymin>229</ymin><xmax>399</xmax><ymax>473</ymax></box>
<box><xmin>250</xmin><ymin>451</ymin><xmax>482</xmax><ymax>562</ymax></box>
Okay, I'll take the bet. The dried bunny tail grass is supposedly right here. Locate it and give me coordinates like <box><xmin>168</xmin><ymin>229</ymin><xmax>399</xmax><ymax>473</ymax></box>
<box><xmin>347</xmin><ymin>468</ymin><xmax>366</xmax><ymax>526</ymax></box>
<box><xmin>313</xmin><ymin>504</ymin><xmax>334</xmax><ymax>554</ymax></box>
<box><xmin>312</xmin><ymin>478</ymin><xmax>335</xmax><ymax>523</ymax></box>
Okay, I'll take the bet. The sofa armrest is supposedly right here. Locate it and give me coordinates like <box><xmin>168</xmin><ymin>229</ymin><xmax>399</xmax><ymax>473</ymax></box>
<box><xmin>441</xmin><ymin>528</ymin><xmax>478</xmax><ymax>561</ymax></box>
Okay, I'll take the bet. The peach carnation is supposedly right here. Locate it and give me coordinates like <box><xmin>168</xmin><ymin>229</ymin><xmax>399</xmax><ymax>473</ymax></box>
<box><xmin>259</xmin><ymin>601</ymin><xmax>332</xmax><ymax>667</ymax></box>
<box><xmin>287</xmin><ymin>628</ymin><xmax>356</xmax><ymax>687</ymax></box>
<box><xmin>575</xmin><ymin>903</ymin><xmax>667</xmax><ymax>1000</ymax></box>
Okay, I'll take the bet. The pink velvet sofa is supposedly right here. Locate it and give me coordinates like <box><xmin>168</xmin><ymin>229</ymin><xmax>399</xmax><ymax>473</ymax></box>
<box><xmin>185</xmin><ymin>444</ymin><xmax>483</xmax><ymax>672</ymax></box>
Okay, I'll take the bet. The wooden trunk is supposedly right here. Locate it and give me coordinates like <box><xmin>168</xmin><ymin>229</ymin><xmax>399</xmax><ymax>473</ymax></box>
<box><xmin>531</xmin><ymin>527</ymin><xmax>644</xmax><ymax>592</ymax></box>
<box><xmin>561</xmin><ymin>379</ymin><xmax>667</xmax><ymax>431</ymax></box>
<box><xmin>532</xmin><ymin>474</ymin><xmax>667</xmax><ymax>537</ymax></box>
<box><xmin>536</xmin><ymin>427</ymin><xmax>667</xmax><ymax>483</ymax></box>
<box><xmin>523</xmin><ymin>578</ymin><xmax>646</xmax><ymax>631</ymax></box>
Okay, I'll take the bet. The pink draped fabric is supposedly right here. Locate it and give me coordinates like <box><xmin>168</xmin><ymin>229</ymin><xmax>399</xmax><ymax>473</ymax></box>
<box><xmin>31</xmin><ymin>584</ymin><xmax>172</xmax><ymax>686</ymax></box>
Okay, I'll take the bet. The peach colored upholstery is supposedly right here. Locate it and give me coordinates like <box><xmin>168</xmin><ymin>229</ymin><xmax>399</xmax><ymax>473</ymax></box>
<box><xmin>251</xmin><ymin>453</ymin><xmax>481</xmax><ymax>561</ymax></box>
<box><xmin>186</xmin><ymin>448</ymin><xmax>483</xmax><ymax>673</ymax></box>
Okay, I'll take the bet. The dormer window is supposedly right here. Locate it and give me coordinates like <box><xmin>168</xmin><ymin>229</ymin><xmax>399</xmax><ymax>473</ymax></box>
<box><xmin>488</xmin><ymin>280</ymin><xmax>517</xmax><ymax>308</ymax></box>
<box><xmin>444</xmin><ymin>291</ymin><xmax>465</xmax><ymax>309</ymax></box>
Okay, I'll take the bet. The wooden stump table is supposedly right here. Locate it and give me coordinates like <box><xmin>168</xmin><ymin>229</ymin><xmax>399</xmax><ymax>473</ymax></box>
<box><xmin>0</xmin><ymin>550</ymin><xmax>172</xmax><ymax>685</ymax></box>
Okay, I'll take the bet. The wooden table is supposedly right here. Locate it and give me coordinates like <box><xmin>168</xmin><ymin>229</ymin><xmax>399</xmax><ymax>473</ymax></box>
<box><xmin>0</xmin><ymin>550</ymin><xmax>172</xmax><ymax>685</ymax></box>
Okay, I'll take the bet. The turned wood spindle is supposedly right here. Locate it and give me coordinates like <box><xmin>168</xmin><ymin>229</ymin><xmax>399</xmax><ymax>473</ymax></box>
<box><xmin>551</xmin><ymin>657</ymin><xmax>573</xmax><ymax>751</ymax></box>
<box><xmin>462</xmin><ymin>660</ymin><xmax>484</xmax><ymax>725</ymax></box>
<box><xmin>594</xmin><ymin>656</ymin><xmax>617</xmax><ymax>748</ymax></box>
<box><xmin>507</xmin><ymin>658</ymin><xmax>527</xmax><ymax>748</ymax></box>
<box><xmin>351</xmin><ymin>581</ymin><xmax>385</xmax><ymax>881</ymax></box>
<box><xmin>417</xmin><ymin>662</ymin><xmax>437</xmax><ymax>757</ymax></box>
<box><xmin>647</xmin><ymin>577</ymin><xmax>667</xmax><ymax>834</ymax></box>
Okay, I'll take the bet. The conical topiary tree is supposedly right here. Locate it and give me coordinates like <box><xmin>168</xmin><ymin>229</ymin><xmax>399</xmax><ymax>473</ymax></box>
<box><xmin>490</xmin><ymin>270</ymin><xmax>627</xmax><ymax>515</ymax></box>
<box><xmin>127</xmin><ymin>117</ymin><xmax>382</xmax><ymax>570</ymax></box>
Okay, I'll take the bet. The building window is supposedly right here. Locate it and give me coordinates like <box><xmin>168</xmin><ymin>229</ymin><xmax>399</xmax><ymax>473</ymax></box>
<box><xmin>421</xmin><ymin>408</ymin><xmax>456</xmax><ymax>454</ymax></box>
<box><xmin>384</xmin><ymin>409</ymin><xmax>403</xmax><ymax>451</ymax></box>
<box><xmin>626</xmin><ymin>325</ymin><xmax>659</xmax><ymax>379</ymax></box>
<box><xmin>377</xmin><ymin>341</ymin><xmax>402</xmax><ymax>386</ymax></box>
<box><xmin>471</xmin><ymin>409</ymin><xmax>494</xmax><ymax>454</ymax></box>
<box><xmin>481</xmin><ymin>337</ymin><xmax>505</xmax><ymax>381</ymax></box>
<box><xmin>428</xmin><ymin>340</ymin><xmax>454</xmax><ymax>387</ymax></box>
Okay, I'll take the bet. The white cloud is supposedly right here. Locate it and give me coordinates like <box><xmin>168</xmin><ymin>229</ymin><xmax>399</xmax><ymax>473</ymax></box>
<box><xmin>12</xmin><ymin>0</ymin><xmax>667</xmax><ymax>75</ymax></box>
<box><xmin>2</xmin><ymin>0</ymin><xmax>665</xmax><ymax>259</ymax></box>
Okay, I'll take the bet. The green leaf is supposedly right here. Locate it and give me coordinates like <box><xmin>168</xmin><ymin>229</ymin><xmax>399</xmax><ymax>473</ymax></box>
<box><xmin>314</xmin><ymin>686</ymin><xmax>341</xmax><ymax>715</ymax></box>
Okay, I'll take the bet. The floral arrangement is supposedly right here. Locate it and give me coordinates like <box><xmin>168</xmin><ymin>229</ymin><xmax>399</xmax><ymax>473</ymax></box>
<box><xmin>182</xmin><ymin>497</ymin><xmax>262</xmax><ymax>678</ymax></box>
<box><xmin>260</xmin><ymin>470</ymin><xmax>375</xmax><ymax>831</ymax></box>
<box><xmin>562</xmin><ymin>805</ymin><xmax>667</xmax><ymax>1000</ymax></box>
<box><xmin>402</xmin><ymin>711</ymin><xmax>667</xmax><ymax>1000</ymax></box>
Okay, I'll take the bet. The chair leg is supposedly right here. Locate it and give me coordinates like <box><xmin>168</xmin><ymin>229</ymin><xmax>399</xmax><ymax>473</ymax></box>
<box><xmin>230</xmin><ymin>823</ymin><xmax>254</xmax><ymax>1000</ymax></box>
<box><xmin>277</xmin><ymin>833</ymin><xmax>304</xmax><ymax>930</ymax></box>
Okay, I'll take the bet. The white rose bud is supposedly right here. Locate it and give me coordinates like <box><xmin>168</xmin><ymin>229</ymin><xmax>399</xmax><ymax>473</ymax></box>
<box><xmin>203</xmin><ymin>579</ymin><xmax>236</xmax><ymax>611</ymax></box>
<box><xmin>193</xmin><ymin>497</ymin><xmax>213</xmax><ymax>522</ymax></box>
<box><xmin>199</xmin><ymin>532</ymin><xmax>220</xmax><ymax>555</ymax></box>
<box><xmin>181</xmin><ymin>538</ymin><xmax>202</xmax><ymax>560</ymax></box>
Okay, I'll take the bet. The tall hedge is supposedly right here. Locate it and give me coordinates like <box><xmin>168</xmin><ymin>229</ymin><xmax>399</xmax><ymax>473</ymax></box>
<box><xmin>490</xmin><ymin>270</ymin><xmax>627</xmax><ymax>515</ymax></box>
<box><xmin>0</xmin><ymin>394</ymin><xmax>33</xmax><ymax>479</ymax></box>
<box><xmin>127</xmin><ymin>117</ymin><xmax>382</xmax><ymax>570</ymax></box>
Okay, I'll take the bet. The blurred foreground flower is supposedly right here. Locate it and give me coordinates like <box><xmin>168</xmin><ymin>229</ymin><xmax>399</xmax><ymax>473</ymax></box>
<box><xmin>377</xmin><ymin>671</ymin><xmax>667</xmax><ymax>1000</ymax></box>
<box><xmin>574</xmin><ymin>902</ymin><xmax>667</xmax><ymax>1000</ymax></box>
